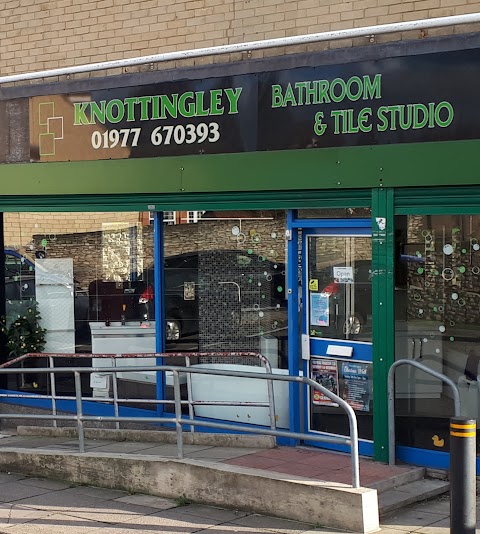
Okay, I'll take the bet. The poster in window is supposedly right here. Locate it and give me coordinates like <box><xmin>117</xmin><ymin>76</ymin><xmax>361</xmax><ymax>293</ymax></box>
<box><xmin>310</xmin><ymin>292</ymin><xmax>329</xmax><ymax>327</ymax></box>
<box><xmin>340</xmin><ymin>362</ymin><xmax>371</xmax><ymax>412</ymax></box>
<box><xmin>311</xmin><ymin>358</ymin><xmax>339</xmax><ymax>406</ymax></box>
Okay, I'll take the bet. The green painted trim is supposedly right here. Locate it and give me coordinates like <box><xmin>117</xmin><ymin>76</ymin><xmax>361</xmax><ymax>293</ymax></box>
<box><xmin>0</xmin><ymin>190</ymin><xmax>371</xmax><ymax>213</ymax></box>
<box><xmin>396</xmin><ymin>186</ymin><xmax>480</xmax><ymax>215</ymax></box>
<box><xmin>372</xmin><ymin>187</ymin><xmax>395</xmax><ymax>463</ymax></box>
<box><xmin>2</xmin><ymin>139</ymin><xmax>480</xmax><ymax>198</ymax></box>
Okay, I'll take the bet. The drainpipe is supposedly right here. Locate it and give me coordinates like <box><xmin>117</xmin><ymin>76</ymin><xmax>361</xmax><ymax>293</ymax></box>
<box><xmin>0</xmin><ymin>13</ymin><xmax>479</xmax><ymax>85</ymax></box>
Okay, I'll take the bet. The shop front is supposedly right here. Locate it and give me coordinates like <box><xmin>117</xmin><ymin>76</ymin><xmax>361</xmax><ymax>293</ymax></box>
<box><xmin>2</xmin><ymin>34</ymin><xmax>480</xmax><ymax>469</ymax></box>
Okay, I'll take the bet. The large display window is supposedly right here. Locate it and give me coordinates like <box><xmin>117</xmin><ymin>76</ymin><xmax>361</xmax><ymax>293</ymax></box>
<box><xmin>395</xmin><ymin>214</ymin><xmax>480</xmax><ymax>454</ymax></box>
<box><xmin>162</xmin><ymin>210</ymin><xmax>287</xmax><ymax>362</ymax></box>
<box><xmin>3</xmin><ymin>211</ymin><xmax>154</xmax><ymax>396</ymax></box>
<box><xmin>2</xmin><ymin>209</ymin><xmax>289</xmax><ymax>423</ymax></box>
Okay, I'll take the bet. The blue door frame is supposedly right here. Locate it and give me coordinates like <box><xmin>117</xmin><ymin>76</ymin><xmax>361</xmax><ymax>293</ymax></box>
<box><xmin>286</xmin><ymin>211</ymin><xmax>374</xmax><ymax>455</ymax></box>
<box><xmin>154</xmin><ymin>211</ymin><xmax>166</xmax><ymax>417</ymax></box>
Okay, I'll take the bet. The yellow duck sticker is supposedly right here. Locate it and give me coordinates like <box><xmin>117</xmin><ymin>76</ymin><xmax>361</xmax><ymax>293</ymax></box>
<box><xmin>432</xmin><ymin>435</ymin><xmax>445</xmax><ymax>447</ymax></box>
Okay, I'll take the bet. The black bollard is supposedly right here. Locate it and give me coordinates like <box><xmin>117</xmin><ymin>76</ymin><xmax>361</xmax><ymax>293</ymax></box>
<box><xmin>450</xmin><ymin>418</ymin><xmax>476</xmax><ymax>534</ymax></box>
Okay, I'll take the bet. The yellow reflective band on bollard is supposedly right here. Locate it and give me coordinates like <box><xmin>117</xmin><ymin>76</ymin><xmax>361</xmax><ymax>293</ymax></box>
<box><xmin>450</xmin><ymin>431</ymin><xmax>476</xmax><ymax>437</ymax></box>
<box><xmin>450</xmin><ymin>423</ymin><xmax>476</xmax><ymax>430</ymax></box>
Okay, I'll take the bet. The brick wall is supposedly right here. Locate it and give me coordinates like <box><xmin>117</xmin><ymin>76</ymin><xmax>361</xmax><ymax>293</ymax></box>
<box><xmin>27</xmin><ymin>212</ymin><xmax>286</xmax><ymax>289</ymax></box>
<box><xmin>3</xmin><ymin>212</ymin><xmax>142</xmax><ymax>250</ymax></box>
<box><xmin>2</xmin><ymin>0</ymin><xmax>480</xmax><ymax>81</ymax></box>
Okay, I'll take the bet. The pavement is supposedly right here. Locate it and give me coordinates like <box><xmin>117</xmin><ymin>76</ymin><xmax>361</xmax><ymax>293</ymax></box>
<box><xmin>0</xmin><ymin>471</ymin><xmax>456</xmax><ymax>534</ymax></box>
<box><xmin>0</xmin><ymin>434</ymin><xmax>466</xmax><ymax>533</ymax></box>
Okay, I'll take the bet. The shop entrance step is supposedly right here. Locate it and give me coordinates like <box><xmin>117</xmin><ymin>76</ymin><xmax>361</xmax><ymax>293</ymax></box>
<box><xmin>378</xmin><ymin>477</ymin><xmax>450</xmax><ymax>517</ymax></box>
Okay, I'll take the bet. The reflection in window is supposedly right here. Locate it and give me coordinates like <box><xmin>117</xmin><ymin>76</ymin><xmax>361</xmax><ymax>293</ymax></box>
<box><xmin>163</xmin><ymin>211</ymin><xmax>176</xmax><ymax>225</ymax></box>
<box><xmin>163</xmin><ymin>209</ymin><xmax>288</xmax><ymax>368</ymax></box>
<box><xmin>185</xmin><ymin>211</ymin><xmax>204</xmax><ymax>223</ymax></box>
<box><xmin>298</xmin><ymin>208</ymin><xmax>371</xmax><ymax>219</ymax></box>
<box><xmin>307</xmin><ymin>236</ymin><xmax>372</xmax><ymax>343</ymax></box>
<box><xmin>2</xmin><ymin>210</ymin><xmax>289</xmax><ymax>425</ymax></box>
<box><xmin>162</xmin><ymin>209</ymin><xmax>289</xmax><ymax>428</ymax></box>
<box><xmin>3</xmin><ymin>212</ymin><xmax>153</xmax><ymax>399</ymax></box>
<box><xmin>395</xmin><ymin>215</ymin><xmax>480</xmax><ymax>454</ymax></box>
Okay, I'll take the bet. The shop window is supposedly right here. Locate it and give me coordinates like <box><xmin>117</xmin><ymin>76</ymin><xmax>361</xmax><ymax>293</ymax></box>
<box><xmin>297</xmin><ymin>208</ymin><xmax>371</xmax><ymax>219</ymax></box>
<box><xmin>3</xmin><ymin>212</ymin><xmax>154</xmax><ymax>401</ymax></box>
<box><xmin>162</xmin><ymin>209</ymin><xmax>288</xmax><ymax>366</ymax></box>
<box><xmin>162</xmin><ymin>209</ymin><xmax>289</xmax><ymax>427</ymax></box>
<box><xmin>2</xmin><ymin>210</ymin><xmax>289</xmax><ymax>424</ymax></box>
<box><xmin>394</xmin><ymin>215</ymin><xmax>480</xmax><ymax>454</ymax></box>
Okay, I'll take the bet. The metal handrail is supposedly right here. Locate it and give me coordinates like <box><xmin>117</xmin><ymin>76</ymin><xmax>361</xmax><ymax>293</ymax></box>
<box><xmin>388</xmin><ymin>359</ymin><xmax>461</xmax><ymax>466</ymax></box>
<box><xmin>0</xmin><ymin>361</ymin><xmax>361</xmax><ymax>488</ymax></box>
<box><xmin>0</xmin><ymin>352</ymin><xmax>276</xmax><ymax>435</ymax></box>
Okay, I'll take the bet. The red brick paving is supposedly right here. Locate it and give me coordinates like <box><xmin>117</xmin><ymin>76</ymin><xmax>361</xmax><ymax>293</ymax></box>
<box><xmin>223</xmin><ymin>446</ymin><xmax>416</xmax><ymax>487</ymax></box>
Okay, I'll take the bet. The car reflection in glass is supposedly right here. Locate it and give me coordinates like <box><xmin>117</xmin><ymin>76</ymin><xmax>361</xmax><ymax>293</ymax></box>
<box><xmin>88</xmin><ymin>250</ymin><xmax>286</xmax><ymax>343</ymax></box>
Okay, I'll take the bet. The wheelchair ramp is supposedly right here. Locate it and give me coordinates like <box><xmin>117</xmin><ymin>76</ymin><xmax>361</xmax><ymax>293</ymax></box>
<box><xmin>0</xmin><ymin>429</ymin><xmax>444</xmax><ymax>533</ymax></box>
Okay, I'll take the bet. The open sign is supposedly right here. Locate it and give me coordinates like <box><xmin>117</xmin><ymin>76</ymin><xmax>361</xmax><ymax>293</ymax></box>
<box><xmin>333</xmin><ymin>266</ymin><xmax>354</xmax><ymax>284</ymax></box>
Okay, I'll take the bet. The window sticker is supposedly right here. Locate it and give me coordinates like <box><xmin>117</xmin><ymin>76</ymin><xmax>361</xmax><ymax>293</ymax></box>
<box><xmin>310</xmin><ymin>292</ymin><xmax>329</xmax><ymax>327</ymax></box>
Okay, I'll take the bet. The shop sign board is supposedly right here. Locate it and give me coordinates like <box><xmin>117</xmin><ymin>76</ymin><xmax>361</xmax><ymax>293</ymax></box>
<box><xmin>28</xmin><ymin>48</ymin><xmax>480</xmax><ymax>163</ymax></box>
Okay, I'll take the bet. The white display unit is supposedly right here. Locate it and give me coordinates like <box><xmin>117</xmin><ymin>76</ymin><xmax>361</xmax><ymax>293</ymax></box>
<box><xmin>89</xmin><ymin>321</ymin><xmax>157</xmax><ymax>396</ymax></box>
<box><xmin>190</xmin><ymin>363</ymin><xmax>289</xmax><ymax>428</ymax></box>
<box><xmin>89</xmin><ymin>323</ymin><xmax>286</xmax><ymax>426</ymax></box>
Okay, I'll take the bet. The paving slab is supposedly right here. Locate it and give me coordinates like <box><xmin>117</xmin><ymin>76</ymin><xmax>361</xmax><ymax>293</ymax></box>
<box><xmin>91</xmin><ymin>441</ymin><xmax>161</xmax><ymax>453</ymax></box>
<box><xmin>381</xmin><ymin>508</ymin><xmax>450</xmax><ymax>530</ymax></box>
<box><xmin>65</xmin><ymin>485</ymin><xmax>128</xmax><ymax>500</ymax></box>
<box><xmin>62</xmin><ymin>499</ymin><xmax>162</xmax><ymax>524</ymax></box>
<box><xmin>0</xmin><ymin>473</ymin><xmax>27</xmax><ymax>484</ymax></box>
<box><xmin>132</xmin><ymin>443</ymin><xmax>213</xmax><ymax>456</ymax></box>
<box><xmin>415</xmin><ymin>517</ymin><xmax>451</xmax><ymax>534</ymax></box>
<box><xmin>223</xmin><ymin>455</ymin><xmax>286</xmax><ymax>470</ymax></box>
<box><xmin>0</xmin><ymin>437</ymin><xmax>31</xmax><ymax>446</ymax></box>
<box><xmin>0</xmin><ymin>437</ymin><xmax>65</xmax><ymax>448</ymax></box>
<box><xmin>17</xmin><ymin>477</ymin><xmax>72</xmax><ymax>491</ymax></box>
<box><xmin>0</xmin><ymin>502</ymin><xmax>54</xmax><ymax>528</ymax></box>
<box><xmin>379</xmin><ymin>479</ymin><xmax>450</xmax><ymax>516</ymax></box>
<box><xmin>408</xmin><ymin>495</ymin><xmax>450</xmax><ymax>516</ymax></box>
<box><xmin>5</xmin><ymin>512</ymin><xmax>100</xmax><ymax>533</ymax></box>
<box><xmin>195</xmin><ymin>526</ymin><xmax>287</xmax><ymax>533</ymax></box>
<box><xmin>115</xmin><ymin>493</ymin><xmax>179</xmax><ymax>510</ymax></box>
<box><xmin>102</xmin><ymin>508</ymin><xmax>223</xmax><ymax>533</ymax></box>
<box><xmin>228</xmin><ymin>513</ymin><xmax>313</xmax><ymax>533</ymax></box>
<box><xmin>377</xmin><ymin>528</ymin><xmax>411</xmax><ymax>534</ymax></box>
<box><xmin>179</xmin><ymin>503</ymin><xmax>250</xmax><ymax>522</ymax></box>
<box><xmin>13</xmin><ymin>490</ymin><xmax>100</xmax><ymax>512</ymax></box>
<box><xmin>0</xmin><ymin>482</ymin><xmax>54</xmax><ymax>503</ymax></box>
<box><xmin>37</xmin><ymin>439</ymin><xmax>115</xmax><ymax>451</ymax></box>
<box><xmin>188</xmin><ymin>446</ymin><xmax>263</xmax><ymax>460</ymax></box>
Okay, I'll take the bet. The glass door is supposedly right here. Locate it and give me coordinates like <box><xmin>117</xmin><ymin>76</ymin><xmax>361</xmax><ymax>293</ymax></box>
<box><xmin>303</xmin><ymin>229</ymin><xmax>373</xmax><ymax>453</ymax></box>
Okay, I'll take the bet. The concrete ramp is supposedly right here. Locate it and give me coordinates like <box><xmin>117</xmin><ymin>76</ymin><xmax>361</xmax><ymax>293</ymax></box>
<box><xmin>0</xmin><ymin>436</ymin><xmax>379</xmax><ymax>533</ymax></box>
